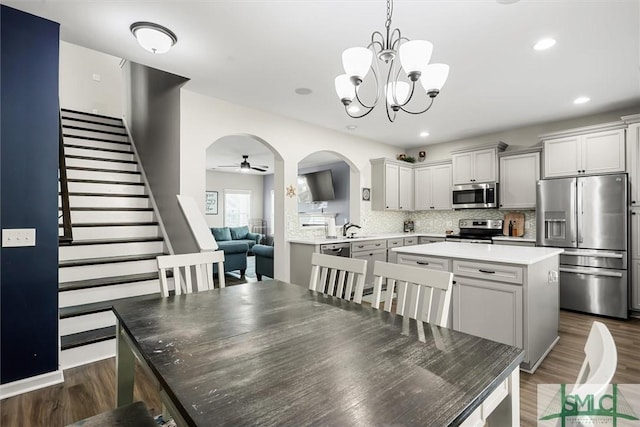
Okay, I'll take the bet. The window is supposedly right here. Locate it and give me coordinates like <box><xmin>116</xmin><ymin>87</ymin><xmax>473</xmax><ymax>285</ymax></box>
<box><xmin>224</xmin><ymin>190</ymin><xmax>251</xmax><ymax>227</ymax></box>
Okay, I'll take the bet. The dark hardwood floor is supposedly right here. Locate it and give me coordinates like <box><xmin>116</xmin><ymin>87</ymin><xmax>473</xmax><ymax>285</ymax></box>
<box><xmin>1</xmin><ymin>304</ymin><xmax>637</xmax><ymax>426</ymax></box>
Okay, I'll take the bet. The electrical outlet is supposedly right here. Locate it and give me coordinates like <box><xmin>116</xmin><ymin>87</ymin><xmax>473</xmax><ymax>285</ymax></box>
<box><xmin>2</xmin><ymin>228</ymin><xmax>36</xmax><ymax>247</ymax></box>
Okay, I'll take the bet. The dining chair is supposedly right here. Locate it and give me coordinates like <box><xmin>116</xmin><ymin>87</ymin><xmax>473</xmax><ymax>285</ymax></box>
<box><xmin>156</xmin><ymin>250</ymin><xmax>226</xmax><ymax>297</ymax></box>
<box><xmin>372</xmin><ymin>261</ymin><xmax>453</xmax><ymax>327</ymax></box>
<box><xmin>571</xmin><ymin>321</ymin><xmax>617</xmax><ymax>398</ymax></box>
<box><xmin>309</xmin><ymin>252</ymin><xmax>368</xmax><ymax>303</ymax></box>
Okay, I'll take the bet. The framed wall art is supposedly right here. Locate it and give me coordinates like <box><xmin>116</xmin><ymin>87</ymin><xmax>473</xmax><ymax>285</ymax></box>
<box><xmin>205</xmin><ymin>191</ymin><xmax>218</xmax><ymax>215</ymax></box>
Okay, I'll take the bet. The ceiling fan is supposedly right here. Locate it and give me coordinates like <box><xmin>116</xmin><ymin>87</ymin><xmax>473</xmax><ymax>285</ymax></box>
<box><xmin>215</xmin><ymin>155</ymin><xmax>269</xmax><ymax>172</ymax></box>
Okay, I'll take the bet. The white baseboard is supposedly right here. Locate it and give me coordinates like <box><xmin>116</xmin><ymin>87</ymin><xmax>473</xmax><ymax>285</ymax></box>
<box><xmin>0</xmin><ymin>369</ymin><xmax>64</xmax><ymax>400</ymax></box>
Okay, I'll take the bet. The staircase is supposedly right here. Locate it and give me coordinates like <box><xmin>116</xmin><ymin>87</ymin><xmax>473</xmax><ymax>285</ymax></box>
<box><xmin>58</xmin><ymin>108</ymin><xmax>167</xmax><ymax>369</ymax></box>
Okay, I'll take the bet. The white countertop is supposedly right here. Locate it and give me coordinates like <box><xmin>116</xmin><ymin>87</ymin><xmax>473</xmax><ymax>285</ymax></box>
<box><xmin>492</xmin><ymin>236</ymin><xmax>537</xmax><ymax>243</ymax></box>
<box><xmin>392</xmin><ymin>242</ymin><xmax>562</xmax><ymax>265</ymax></box>
<box><xmin>288</xmin><ymin>232</ymin><xmax>446</xmax><ymax>245</ymax></box>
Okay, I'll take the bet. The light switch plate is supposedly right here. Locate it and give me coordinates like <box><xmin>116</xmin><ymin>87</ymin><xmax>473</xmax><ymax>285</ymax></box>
<box><xmin>2</xmin><ymin>228</ymin><xmax>36</xmax><ymax>247</ymax></box>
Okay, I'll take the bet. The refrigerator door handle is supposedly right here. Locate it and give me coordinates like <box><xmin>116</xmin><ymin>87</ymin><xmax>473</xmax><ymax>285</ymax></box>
<box><xmin>559</xmin><ymin>267</ymin><xmax>624</xmax><ymax>278</ymax></box>
<box><xmin>562</xmin><ymin>251</ymin><xmax>624</xmax><ymax>259</ymax></box>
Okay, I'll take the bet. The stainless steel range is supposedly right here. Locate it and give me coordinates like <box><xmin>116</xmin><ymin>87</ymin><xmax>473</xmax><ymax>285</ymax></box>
<box><xmin>445</xmin><ymin>219</ymin><xmax>504</xmax><ymax>244</ymax></box>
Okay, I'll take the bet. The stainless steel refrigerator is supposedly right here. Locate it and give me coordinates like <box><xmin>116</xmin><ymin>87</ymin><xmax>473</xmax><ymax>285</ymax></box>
<box><xmin>536</xmin><ymin>174</ymin><xmax>628</xmax><ymax>318</ymax></box>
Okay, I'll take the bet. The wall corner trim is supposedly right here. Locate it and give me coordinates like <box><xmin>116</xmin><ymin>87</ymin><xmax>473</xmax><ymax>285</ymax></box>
<box><xmin>0</xmin><ymin>369</ymin><xmax>64</xmax><ymax>400</ymax></box>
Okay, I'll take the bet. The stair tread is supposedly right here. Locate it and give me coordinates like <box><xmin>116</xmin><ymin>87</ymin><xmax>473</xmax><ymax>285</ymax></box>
<box><xmin>61</xmin><ymin>221</ymin><xmax>158</xmax><ymax>227</ymax></box>
<box><xmin>66</xmin><ymin>178</ymin><xmax>144</xmax><ymax>186</ymax></box>
<box><xmin>59</xmin><ymin>207</ymin><xmax>153</xmax><ymax>211</ymax></box>
<box><xmin>61</xmin><ymin>108</ymin><xmax>122</xmax><ymax>121</ymax></box>
<box><xmin>61</xmin><ymin>236</ymin><xmax>163</xmax><ymax>246</ymax></box>
<box><xmin>66</xmin><ymin>154</ymin><xmax>137</xmax><ymax>164</ymax></box>
<box><xmin>59</xmin><ymin>252</ymin><xmax>164</xmax><ymax>268</ymax></box>
<box><xmin>60</xmin><ymin>293</ymin><xmax>160</xmax><ymax>319</ymax></box>
<box><xmin>61</xmin><ymin>326</ymin><xmax>115</xmax><ymax>350</ymax></box>
<box><xmin>65</xmin><ymin>192</ymin><xmax>149</xmax><ymax>198</ymax></box>
<box><xmin>59</xmin><ymin>271</ymin><xmax>163</xmax><ymax>292</ymax></box>
<box><xmin>61</xmin><ymin>116</ymin><xmax>125</xmax><ymax>129</ymax></box>
<box><xmin>63</xmin><ymin>125</ymin><xmax>128</xmax><ymax>137</ymax></box>
<box><xmin>65</xmin><ymin>166</ymin><xmax>141</xmax><ymax>175</ymax></box>
<box><xmin>64</xmin><ymin>143</ymin><xmax>133</xmax><ymax>155</ymax></box>
<box><xmin>63</xmin><ymin>134</ymin><xmax>131</xmax><ymax>144</ymax></box>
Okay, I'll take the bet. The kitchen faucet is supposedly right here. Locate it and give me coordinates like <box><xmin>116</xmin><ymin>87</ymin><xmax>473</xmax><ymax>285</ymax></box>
<box><xmin>342</xmin><ymin>222</ymin><xmax>361</xmax><ymax>237</ymax></box>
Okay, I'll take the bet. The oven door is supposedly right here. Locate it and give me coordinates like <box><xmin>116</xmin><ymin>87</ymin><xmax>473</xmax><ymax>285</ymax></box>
<box><xmin>452</xmin><ymin>183</ymin><xmax>497</xmax><ymax>209</ymax></box>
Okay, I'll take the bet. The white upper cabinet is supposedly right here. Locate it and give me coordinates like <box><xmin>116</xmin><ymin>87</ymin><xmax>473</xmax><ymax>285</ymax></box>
<box><xmin>451</xmin><ymin>143</ymin><xmax>506</xmax><ymax>185</ymax></box>
<box><xmin>623</xmin><ymin>115</ymin><xmax>640</xmax><ymax>207</ymax></box>
<box><xmin>499</xmin><ymin>151</ymin><xmax>540</xmax><ymax>209</ymax></box>
<box><xmin>541</xmin><ymin>122</ymin><xmax>626</xmax><ymax>178</ymax></box>
<box><xmin>371</xmin><ymin>158</ymin><xmax>414</xmax><ymax>211</ymax></box>
<box><xmin>415</xmin><ymin>162</ymin><xmax>452</xmax><ymax>211</ymax></box>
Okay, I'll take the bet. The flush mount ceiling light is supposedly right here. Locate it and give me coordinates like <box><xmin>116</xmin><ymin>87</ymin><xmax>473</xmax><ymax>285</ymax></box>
<box><xmin>334</xmin><ymin>0</ymin><xmax>449</xmax><ymax>123</ymax></box>
<box><xmin>533</xmin><ymin>38</ymin><xmax>556</xmax><ymax>51</ymax></box>
<box><xmin>130</xmin><ymin>22</ymin><xmax>177</xmax><ymax>54</ymax></box>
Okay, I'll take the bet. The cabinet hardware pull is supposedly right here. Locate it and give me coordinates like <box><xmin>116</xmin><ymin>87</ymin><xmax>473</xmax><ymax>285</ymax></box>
<box><xmin>416</xmin><ymin>261</ymin><xmax>430</xmax><ymax>265</ymax></box>
<box><xmin>478</xmin><ymin>269</ymin><xmax>496</xmax><ymax>274</ymax></box>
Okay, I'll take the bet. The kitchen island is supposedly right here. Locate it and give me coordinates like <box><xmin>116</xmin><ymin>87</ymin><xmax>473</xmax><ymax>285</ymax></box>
<box><xmin>393</xmin><ymin>242</ymin><xmax>563</xmax><ymax>373</ymax></box>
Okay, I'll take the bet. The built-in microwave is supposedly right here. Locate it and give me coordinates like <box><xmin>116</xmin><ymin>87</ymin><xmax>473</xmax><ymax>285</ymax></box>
<box><xmin>452</xmin><ymin>183</ymin><xmax>498</xmax><ymax>209</ymax></box>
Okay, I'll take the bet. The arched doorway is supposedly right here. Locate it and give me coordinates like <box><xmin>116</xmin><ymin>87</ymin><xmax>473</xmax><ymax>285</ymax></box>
<box><xmin>206</xmin><ymin>134</ymin><xmax>284</xmax><ymax>281</ymax></box>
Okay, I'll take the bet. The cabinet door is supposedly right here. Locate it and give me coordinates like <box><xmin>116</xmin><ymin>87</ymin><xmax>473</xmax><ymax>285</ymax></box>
<box><xmin>384</xmin><ymin>163</ymin><xmax>399</xmax><ymax>210</ymax></box>
<box><xmin>629</xmin><ymin>124</ymin><xmax>640</xmax><ymax>207</ymax></box>
<box><xmin>633</xmin><ymin>259</ymin><xmax>640</xmax><ymax>310</ymax></box>
<box><xmin>452</xmin><ymin>276</ymin><xmax>523</xmax><ymax>348</ymax></box>
<box><xmin>414</xmin><ymin>167</ymin><xmax>433</xmax><ymax>211</ymax></box>
<box><xmin>431</xmin><ymin>164</ymin><xmax>452</xmax><ymax>209</ymax></box>
<box><xmin>499</xmin><ymin>152</ymin><xmax>540</xmax><ymax>209</ymax></box>
<box><xmin>582</xmin><ymin>129</ymin><xmax>626</xmax><ymax>175</ymax></box>
<box><xmin>452</xmin><ymin>152</ymin><xmax>474</xmax><ymax>185</ymax></box>
<box><xmin>472</xmin><ymin>148</ymin><xmax>497</xmax><ymax>183</ymax></box>
<box><xmin>398</xmin><ymin>165</ymin><xmax>413</xmax><ymax>210</ymax></box>
<box><xmin>632</xmin><ymin>210</ymin><xmax>639</xmax><ymax>260</ymax></box>
<box><xmin>544</xmin><ymin>136</ymin><xmax>580</xmax><ymax>178</ymax></box>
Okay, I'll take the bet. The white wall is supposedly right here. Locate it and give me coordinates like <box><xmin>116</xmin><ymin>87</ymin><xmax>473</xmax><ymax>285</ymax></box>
<box><xmin>205</xmin><ymin>170</ymin><xmax>264</xmax><ymax>228</ymax></box>
<box><xmin>407</xmin><ymin>106</ymin><xmax>640</xmax><ymax>161</ymax></box>
<box><xmin>179</xmin><ymin>90</ymin><xmax>399</xmax><ymax>281</ymax></box>
<box><xmin>59</xmin><ymin>41</ymin><xmax>124</xmax><ymax>117</ymax></box>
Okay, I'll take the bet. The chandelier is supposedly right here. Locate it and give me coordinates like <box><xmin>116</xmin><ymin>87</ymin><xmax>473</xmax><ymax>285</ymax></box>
<box><xmin>334</xmin><ymin>0</ymin><xmax>449</xmax><ymax>122</ymax></box>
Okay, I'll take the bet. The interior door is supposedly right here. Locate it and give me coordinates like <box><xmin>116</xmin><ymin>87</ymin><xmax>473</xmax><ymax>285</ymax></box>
<box><xmin>578</xmin><ymin>174</ymin><xmax>627</xmax><ymax>250</ymax></box>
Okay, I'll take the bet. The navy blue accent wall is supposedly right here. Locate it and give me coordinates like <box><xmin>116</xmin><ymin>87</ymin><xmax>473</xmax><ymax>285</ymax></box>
<box><xmin>1</xmin><ymin>6</ymin><xmax>60</xmax><ymax>384</ymax></box>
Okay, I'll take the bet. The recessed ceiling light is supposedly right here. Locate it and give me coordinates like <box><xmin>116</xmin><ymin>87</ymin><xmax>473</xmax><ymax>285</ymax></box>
<box><xmin>574</xmin><ymin>96</ymin><xmax>590</xmax><ymax>105</ymax></box>
<box><xmin>346</xmin><ymin>125</ymin><xmax>357</xmax><ymax>131</ymax></box>
<box><xmin>533</xmin><ymin>38</ymin><xmax>556</xmax><ymax>51</ymax></box>
<box><xmin>347</xmin><ymin>105</ymin><xmax>360</xmax><ymax>114</ymax></box>
<box><xmin>130</xmin><ymin>22</ymin><xmax>177</xmax><ymax>54</ymax></box>
<box><xmin>294</xmin><ymin>88</ymin><xmax>313</xmax><ymax>95</ymax></box>
<box><xmin>419</xmin><ymin>131</ymin><xmax>430</xmax><ymax>138</ymax></box>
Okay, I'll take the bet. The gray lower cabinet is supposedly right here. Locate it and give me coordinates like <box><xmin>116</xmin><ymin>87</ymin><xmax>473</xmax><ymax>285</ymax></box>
<box><xmin>351</xmin><ymin>239</ymin><xmax>387</xmax><ymax>291</ymax></box>
<box><xmin>452</xmin><ymin>276</ymin><xmax>523</xmax><ymax>348</ymax></box>
<box><xmin>418</xmin><ymin>236</ymin><xmax>445</xmax><ymax>244</ymax></box>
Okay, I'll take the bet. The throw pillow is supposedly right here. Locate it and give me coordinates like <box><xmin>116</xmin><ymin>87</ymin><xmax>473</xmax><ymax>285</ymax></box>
<box><xmin>211</xmin><ymin>227</ymin><xmax>231</xmax><ymax>241</ymax></box>
<box><xmin>230</xmin><ymin>225</ymin><xmax>249</xmax><ymax>240</ymax></box>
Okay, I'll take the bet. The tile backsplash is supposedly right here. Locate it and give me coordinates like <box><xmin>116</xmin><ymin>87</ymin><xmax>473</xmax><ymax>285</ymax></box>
<box><xmin>288</xmin><ymin>202</ymin><xmax>536</xmax><ymax>240</ymax></box>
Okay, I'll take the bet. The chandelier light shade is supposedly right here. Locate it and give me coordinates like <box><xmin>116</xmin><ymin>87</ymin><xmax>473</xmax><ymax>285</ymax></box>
<box><xmin>334</xmin><ymin>0</ymin><xmax>449</xmax><ymax>122</ymax></box>
<box><xmin>130</xmin><ymin>22</ymin><xmax>177</xmax><ymax>54</ymax></box>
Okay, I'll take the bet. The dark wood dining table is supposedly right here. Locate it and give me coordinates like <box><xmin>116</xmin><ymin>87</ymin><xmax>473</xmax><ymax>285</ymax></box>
<box><xmin>114</xmin><ymin>280</ymin><xmax>524</xmax><ymax>426</ymax></box>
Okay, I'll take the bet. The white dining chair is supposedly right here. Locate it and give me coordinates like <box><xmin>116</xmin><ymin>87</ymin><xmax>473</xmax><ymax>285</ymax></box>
<box><xmin>571</xmin><ymin>321</ymin><xmax>617</xmax><ymax>398</ymax></box>
<box><xmin>156</xmin><ymin>250</ymin><xmax>225</xmax><ymax>297</ymax></box>
<box><xmin>309</xmin><ymin>252</ymin><xmax>367</xmax><ymax>303</ymax></box>
<box><xmin>372</xmin><ymin>261</ymin><xmax>453</xmax><ymax>327</ymax></box>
